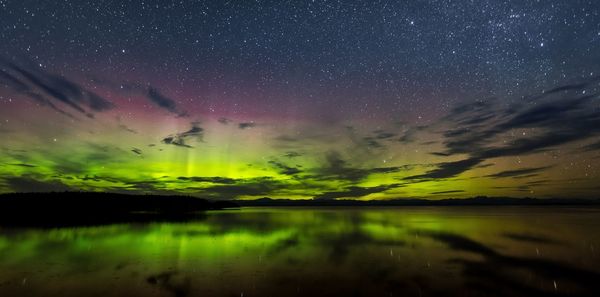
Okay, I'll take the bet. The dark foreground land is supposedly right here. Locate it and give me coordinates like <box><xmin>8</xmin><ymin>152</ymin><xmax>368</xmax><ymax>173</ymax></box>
<box><xmin>0</xmin><ymin>192</ymin><xmax>238</xmax><ymax>227</ymax></box>
<box><xmin>2</xmin><ymin>192</ymin><xmax>599</xmax><ymax>227</ymax></box>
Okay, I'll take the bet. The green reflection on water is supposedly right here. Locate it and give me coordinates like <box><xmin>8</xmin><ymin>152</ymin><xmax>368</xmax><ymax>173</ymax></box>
<box><xmin>1</xmin><ymin>207</ymin><xmax>599</xmax><ymax>297</ymax></box>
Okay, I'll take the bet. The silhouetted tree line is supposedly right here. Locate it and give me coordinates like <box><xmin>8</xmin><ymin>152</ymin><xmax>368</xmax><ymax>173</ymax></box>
<box><xmin>0</xmin><ymin>192</ymin><xmax>238</xmax><ymax>227</ymax></box>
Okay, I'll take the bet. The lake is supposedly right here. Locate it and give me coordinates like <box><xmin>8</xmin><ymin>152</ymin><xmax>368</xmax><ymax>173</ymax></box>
<box><xmin>1</xmin><ymin>207</ymin><xmax>599</xmax><ymax>297</ymax></box>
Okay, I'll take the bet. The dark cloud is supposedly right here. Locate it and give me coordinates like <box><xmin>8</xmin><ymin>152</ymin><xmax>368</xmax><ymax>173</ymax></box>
<box><xmin>116</xmin><ymin>116</ymin><xmax>138</xmax><ymax>134</ymax></box>
<box><xmin>268</xmin><ymin>160</ymin><xmax>302</xmax><ymax>175</ymax></box>
<box><xmin>162</xmin><ymin>136</ymin><xmax>192</xmax><ymax>148</ymax></box>
<box><xmin>218</xmin><ymin>117</ymin><xmax>232</xmax><ymax>125</ymax></box>
<box><xmin>524</xmin><ymin>179</ymin><xmax>551</xmax><ymax>186</ymax></box>
<box><xmin>197</xmin><ymin>177</ymin><xmax>285</xmax><ymax>199</ymax></box>
<box><xmin>284</xmin><ymin>151</ymin><xmax>302</xmax><ymax>158</ymax></box>
<box><xmin>1</xmin><ymin>58</ymin><xmax>114</xmax><ymax>118</ymax></box>
<box><xmin>544</xmin><ymin>82</ymin><xmax>590</xmax><ymax>94</ymax></box>
<box><xmin>86</xmin><ymin>91</ymin><xmax>114</xmax><ymax>111</ymax></box>
<box><xmin>119</xmin><ymin>124</ymin><xmax>137</xmax><ymax>134</ymax></box>
<box><xmin>5</xmin><ymin>176</ymin><xmax>73</xmax><ymax>192</ymax></box>
<box><xmin>475</xmin><ymin>163</ymin><xmax>495</xmax><ymax>169</ymax></box>
<box><xmin>315</xmin><ymin>151</ymin><xmax>363</xmax><ymax>181</ymax></box>
<box><xmin>0</xmin><ymin>68</ymin><xmax>28</xmax><ymax>91</ymax></box>
<box><xmin>430</xmin><ymin>190</ymin><xmax>465</xmax><ymax>195</ymax></box>
<box><xmin>398</xmin><ymin>128</ymin><xmax>418</xmax><ymax>143</ymax></box>
<box><xmin>405</xmin><ymin>158</ymin><xmax>484</xmax><ymax>180</ymax></box>
<box><xmin>373</xmin><ymin>130</ymin><xmax>397</xmax><ymax>139</ymax></box>
<box><xmin>447</xmin><ymin>99</ymin><xmax>496</xmax><ymax>119</ymax></box>
<box><xmin>363</xmin><ymin>137</ymin><xmax>384</xmax><ymax>149</ymax></box>
<box><xmin>313</xmin><ymin>151</ymin><xmax>408</xmax><ymax>182</ymax></box>
<box><xmin>363</xmin><ymin>129</ymin><xmax>401</xmax><ymax>148</ymax></box>
<box><xmin>497</xmin><ymin>95</ymin><xmax>593</xmax><ymax>130</ymax></box>
<box><xmin>147</xmin><ymin>87</ymin><xmax>187</xmax><ymax>117</ymax></box>
<box><xmin>78</xmin><ymin>175</ymin><xmax>122</xmax><ymax>183</ymax></box>
<box><xmin>313</xmin><ymin>184</ymin><xmax>400</xmax><ymax>200</ymax></box>
<box><xmin>480</xmin><ymin>130</ymin><xmax>595</xmax><ymax>159</ymax></box>
<box><xmin>202</xmin><ymin>184</ymin><xmax>271</xmax><ymax>197</ymax></box>
<box><xmin>429</xmin><ymin>152</ymin><xmax>451</xmax><ymax>157</ymax></box>
<box><xmin>87</xmin><ymin>75</ymin><xmax>188</xmax><ymax>117</ymax></box>
<box><xmin>411</xmin><ymin>79</ymin><xmax>600</xmax><ymax>181</ymax></box>
<box><xmin>7</xmin><ymin>163</ymin><xmax>37</xmax><ymax>167</ymax></box>
<box><xmin>45</xmin><ymin>143</ymin><xmax>131</xmax><ymax>175</ymax></box>
<box><xmin>69</xmin><ymin>175</ymin><xmax>192</xmax><ymax>196</ymax></box>
<box><xmin>161</xmin><ymin>123</ymin><xmax>204</xmax><ymax>148</ymax></box>
<box><xmin>118</xmin><ymin>180</ymin><xmax>183</xmax><ymax>194</ymax></box>
<box><xmin>581</xmin><ymin>140</ymin><xmax>600</xmax><ymax>152</ymax></box>
<box><xmin>26</xmin><ymin>92</ymin><xmax>78</xmax><ymax>119</ymax></box>
<box><xmin>177</xmin><ymin>176</ymin><xmax>237</xmax><ymax>184</ymax></box>
<box><xmin>502</xmin><ymin>232</ymin><xmax>563</xmax><ymax>245</ymax></box>
<box><xmin>238</xmin><ymin>122</ymin><xmax>256</xmax><ymax>129</ymax></box>
<box><xmin>12</xmin><ymin>65</ymin><xmax>109</xmax><ymax>114</ymax></box>
<box><xmin>485</xmin><ymin>166</ymin><xmax>551</xmax><ymax>179</ymax></box>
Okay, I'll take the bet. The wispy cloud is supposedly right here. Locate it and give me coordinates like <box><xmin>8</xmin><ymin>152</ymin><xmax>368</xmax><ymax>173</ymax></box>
<box><xmin>147</xmin><ymin>88</ymin><xmax>187</xmax><ymax>117</ymax></box>
<box><xmin>314</xmin><ymin>184</ymin><xmax>401</xmax><ymax>200</ymax></box>
<box><xmin>485</xmin><ymin>166</ymin><xmax>552</xmax><ymax>179</ymax></box>
<box><xmin>1</xmin><ymin>57</ymin><xmax>114</xmax><ymax>118</ymax></box>
<box><xmin>161</xmin><ymin>123</ymin><xmax>204</xmax><ymax>148</ymax></box>
<box><xmin>238</xmin><ymin>122</ymin><xmax>257</xmax><ymax>129</ymax></box>
<box><xmin>406</xmin><ymin>78</ymin><xmax>600</xmax><ymax>181</ymax></box>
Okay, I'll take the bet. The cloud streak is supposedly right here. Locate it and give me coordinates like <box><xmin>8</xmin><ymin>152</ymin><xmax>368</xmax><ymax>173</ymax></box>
<box><xmin>485</xmin><ymin>166</ymin><xmax>552</xmax><ymax>179</ymax></box>
<box><xmin>147</xmin><ymin>88</ymin><xmax>187</xmax><ymax>117</ymax></box>
<box><xmin>238</xmin><ymin>122</ymin><xmax>256</xmax><ymax>129</ymax></box>
<box><xmin>1</xmin><ymin>58</ymin><xmax>114</xmax><ymax>118</ymax></box>
<box><xmin>406</xmin><ymin>78</ymin><xmax>600</xmax><ymax>181</ymax></box>
<box><xmin>314</xmin><ymin>184</ymin><xmax>401</xmax><ymax>200</ymax></box>
<box><xmin>161</xmin><ymin>123</ymin><xmax>204</xmax><ymax>148</ymax></box>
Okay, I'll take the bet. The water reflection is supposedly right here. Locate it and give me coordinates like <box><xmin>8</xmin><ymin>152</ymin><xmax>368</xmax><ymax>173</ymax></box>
<box><xmin>0</xmin><ymin>207</ymin><xmax>599</xmax><ymax>296</ymax></box>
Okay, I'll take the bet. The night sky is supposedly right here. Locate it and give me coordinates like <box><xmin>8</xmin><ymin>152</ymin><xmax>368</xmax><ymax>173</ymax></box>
<box><xmin>1</xmin><ymin>0</ymin><xmax>600</xmax><ymax>199</ymax></box>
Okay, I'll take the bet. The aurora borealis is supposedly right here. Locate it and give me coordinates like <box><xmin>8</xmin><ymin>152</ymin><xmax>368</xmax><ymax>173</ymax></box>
<box><xmin>1</xmin><ymin>0</ymin><xmax>600</xmax><ymax>200</ymax></box>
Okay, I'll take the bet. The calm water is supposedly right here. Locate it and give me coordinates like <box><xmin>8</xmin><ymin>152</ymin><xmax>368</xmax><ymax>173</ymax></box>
<box><xmin>1</xmin><ymin>207</ymin><xmax>599</xmax><ymax>297</ymax></box>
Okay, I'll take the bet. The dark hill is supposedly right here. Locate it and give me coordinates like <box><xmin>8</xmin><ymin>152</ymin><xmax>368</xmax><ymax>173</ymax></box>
<box><xmin>0</xmin><ymin>192</ymin><xmax>238</xmax><ymax>228</ymax></box>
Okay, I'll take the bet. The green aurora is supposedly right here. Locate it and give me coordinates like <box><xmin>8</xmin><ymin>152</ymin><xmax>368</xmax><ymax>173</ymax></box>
<box><xmin>1</xmin><ymin>76</ymin><xmax>600</xmax><ymax>200</ymax></box>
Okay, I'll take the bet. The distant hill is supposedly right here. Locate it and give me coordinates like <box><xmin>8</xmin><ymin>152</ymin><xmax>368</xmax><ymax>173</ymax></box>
<box><xmin>233</xmin><ymin>196</ymin><xmax>600</xmax><ymax>207</ymax></box>
<box><xmin>0</xmin><ymin>192</ymin><xmax>238</xmax><ymax>227</ymax></box>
